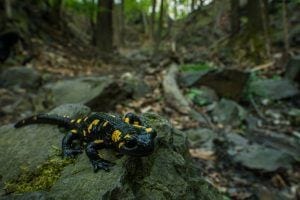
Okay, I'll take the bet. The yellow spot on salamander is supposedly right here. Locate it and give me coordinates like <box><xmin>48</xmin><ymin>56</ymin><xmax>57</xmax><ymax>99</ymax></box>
<box><xmin>71</xmin><ymin>119</ymin><xmax>75</xmax><ymax>123</ymax></box>
<box><xmin>145</xmin><ymin>128</ymin><xmax>153</xmax><ymax>133</ymax></box>
<box><xmin>124</xmin><ymin>117</ymin><xmax>130</xmax><ymax>123</ymax></box>
<box><xmin>133</xmin><ymin>121</ymin><xmax>140</xmax><ymax>125</ymax></box>
<box><xmin>133</xmin><ymin>124</ymin><xmax>143</xmax><ymax>128</ymax></box>
<box><xmin>83</xmin><ymin>130</ymin><xmax>87</xmax><ymax>136</ymax></box>
<box><xmin>112</xmin><ymin>130</ymin><xmax>122</xmax><ymax>142</ymax></box>
<box><xmin>71</xmin><ymin>129</ymin><xmax>78</xmax><ymax>134</ymax></box>
<box><xmin>76</xmin><ymin>118</ymin><xmax>82</xmax><ymax>123</ymax></box>
<box><xmin>94</xmin><ymin>139</ymin><xmax>104</xmax><ymax>144</ymax></box>
<box><xmin>118</xmin><ymin>142</ymin><xmax>125</xmax><ymax>149</ymax></box>
<box><xmin>124</xmin><ymin>134</ymin><xmax>131</xmax><ymax>139</ymax></box>
<box><xmin>88</xmin><ymin>119</ymin><xmax>100</xmax><ymax>133</ymax></box>
<box><xmin>103</xmin><ymin>121</ymin><xmax>108</xmax><ymax>127</ymax></box>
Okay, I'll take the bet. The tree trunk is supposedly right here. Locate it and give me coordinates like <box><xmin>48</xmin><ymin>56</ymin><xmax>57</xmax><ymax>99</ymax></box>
<box><xmin>5</xmin><ymin>0</ymin><xmax>12</xmax><ymax>19</ymax></box>
<box><xmin>246</xmin><ymin>0</ymin><xmax>263</xmax><ymax>32</ymax></box>
<box><xmin>282</xmin><ymin>0</ymin><xmax>289</xmax><ymax>52</ymax></box>
<box><xmin>95</xmin><ymin>0</ymin><xmax>113</xmax><ymax>52</ymax></box>
<box><xmin>230</xmin><ymin>0</ymin><xmax>240</xmax><ymax>36</ymax></box>
<box><xmin>120</xmin><ymin>0</ymin><xmax>125</xmax><ymax>46</ymax></box>
<box><xmin>53</xmin><ymin>0</ymin><xmax>62</xmax><ymax>17</ymax></box>
<box><xmin>191</xmin><ymin>0</ymin><xmax>195</xmax><ymax>11</ymax></box>
<box><xmin>155</xmin><ymin>0</ymin><xmax>164</xmax><ymax>50</ymax></box>
<box><xmin>150</xmin><ymin>0</ymin><xmax>157</xmax><ymax>44</ymax></box>
<box><xmin>113</xmin><ymin>2</ymin><xmax>121</xmax><ymax>47</ymax></box>
<box><xmin>173</xmin><ymin>0</ymin><xmax>177</xmax><ymax>19</ymax></box>
<box><xmin>259</xmin><ymin>0</ymin><xmax>271</xmax><ymax>57</ymax></box>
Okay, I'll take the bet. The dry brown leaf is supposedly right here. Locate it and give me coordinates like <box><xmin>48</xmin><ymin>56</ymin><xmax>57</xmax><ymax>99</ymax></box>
<box><xmin>189</xmin><ymin>148</ymin><xmax>216</xmax><ymax>161</ymax></box>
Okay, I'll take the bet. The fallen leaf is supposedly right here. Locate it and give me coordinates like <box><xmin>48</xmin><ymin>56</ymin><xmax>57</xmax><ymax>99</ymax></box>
<box><xmin>189</xmin><ymin>148</ymin><xmax>216</xmax><ymax>161</ymax></box>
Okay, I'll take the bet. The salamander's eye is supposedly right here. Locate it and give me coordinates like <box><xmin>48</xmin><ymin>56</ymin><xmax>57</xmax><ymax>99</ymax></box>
<box><xmin>125</xmin><ymin>139</ymin><xmax>137</xmax><ymax>149</ymax></box>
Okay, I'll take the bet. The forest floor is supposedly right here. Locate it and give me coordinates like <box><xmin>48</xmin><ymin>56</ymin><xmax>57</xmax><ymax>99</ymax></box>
<box><xmin>0</xmin><ymin>35</ymin><xmax>299</xmax><ymax>199</ymax></box>
<box><xmin>1</xmin><ymin>3</ymin><xmax>300</xmax><ymax>196</ymax></box>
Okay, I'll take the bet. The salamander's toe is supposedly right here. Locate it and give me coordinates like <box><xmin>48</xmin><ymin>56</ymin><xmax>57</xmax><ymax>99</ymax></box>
<box><xmin>92</xmin><ymin>159</ymin><xmax>115</xmax><ymax>173</ymax></box>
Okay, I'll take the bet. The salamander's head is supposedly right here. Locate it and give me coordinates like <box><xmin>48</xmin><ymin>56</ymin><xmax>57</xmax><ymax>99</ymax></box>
<box><xmin>118</xmin><ymin>127</ymin><xmax>157</xmax><ymax>156</ymax></box>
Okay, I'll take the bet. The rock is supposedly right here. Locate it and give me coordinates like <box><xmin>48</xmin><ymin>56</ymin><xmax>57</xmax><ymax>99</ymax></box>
<box><xmin>0</xmin><ymin>105</ymin><xmax>223</xmax><ymax>200</ymax></box>
<box><xmin>226</xmin><ymin>133</ymin><xmax>296</xmax><ymax>172</ymax></box>
<box><xmin>212</xmin><ymin>99</ymin><xmax>247</xmax><ymax>127</ymax></box>
<box><xmin>249</xmin><ymin>79</ymin><xmax>299</xmax><ymax>100</ymax></box>
<box><xmin>43</xmin><ymin>76</ymin><xmax>130</xmax><ymax>112</ymax></box>
<box><xmin>0</xmin><ymin>104</ymin><xmax>91</xmax><ymax>196</ymax></box>
<box><xmin>179</xmin><ymin>71</ymin><xmax>210</xmax><ymax>87</ymax></box>
<box><xmin>285</xmin><ymin>55</ymin><xmax>300</xmax><ymax>85</ymax></box>
<box><xmin>232</xmin><ymin>143</ymin><xmax>294</xmax><ymax>172</ymax></box>
<box><xmin>121</xmin><ymin>72</ymin><xmax>151</xmax><ymax>99</ymax></box>
<box><xmin>0</xmin><ymin>66</ymin><xmax>41</xmax><ymax>89</ymax></box>
<box><xmin>287</xmin><ymin>108</ymin><xmax>300</xmax><ymax>126</ymax></box>
<box><xmin>185</xmin><ymin>128</ymin><xmax>217</xmax><ymax>149</ymax></box>
<box><xmin>185</xmin><ymin>69</ymin><xmax>250</xmax><ymax>101</ymax></box>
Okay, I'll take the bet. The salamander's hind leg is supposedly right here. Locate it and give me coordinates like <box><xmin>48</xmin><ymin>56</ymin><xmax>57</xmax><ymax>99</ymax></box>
<box><xmin>86</xmin><ymin>141</ymin><xmax>115</xmax><ymax>172</ymax></box>
<box><xmin>62</xmin><ymin>132</ymin><xmax>83</xmax><ymax>158</ymax></box>
<box><xmin>123</xmin><ymin>112</ymin><xmax>144</xmax><ymax>126</ymax></box>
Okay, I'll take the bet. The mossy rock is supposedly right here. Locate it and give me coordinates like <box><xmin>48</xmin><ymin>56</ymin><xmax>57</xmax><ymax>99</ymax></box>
<box><xmin>0</xmin><ymin>104</ymin><xmax>223</xmax><ymax>200</ymax></box>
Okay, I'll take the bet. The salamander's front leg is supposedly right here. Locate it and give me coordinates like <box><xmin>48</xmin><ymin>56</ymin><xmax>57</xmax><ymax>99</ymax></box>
<box><xmin>62</xmin><ymin>132</ymin><xmax>83</xmax><ymax>158</ymax></box>
<box><xmin>85</xmin><ymin>141</ymin><xmax>115</xmax><ymax>172</ymax></box>
<box><xmin>123</xmin><ymin>112</ymin><xmax>144</xmax><ymax>126</ymax></box>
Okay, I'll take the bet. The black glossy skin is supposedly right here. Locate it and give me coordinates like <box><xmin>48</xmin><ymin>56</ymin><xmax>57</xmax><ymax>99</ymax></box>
<box><xmin>15</xmin><ymin>112</ymin><xmax>157</xmax><ymax>172</ymax></box>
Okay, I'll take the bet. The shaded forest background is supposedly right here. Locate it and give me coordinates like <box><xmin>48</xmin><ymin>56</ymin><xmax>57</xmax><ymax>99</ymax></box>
<box><xmin>0</xmin><ymin>0</ymin><xmax>300</xmax><ymax>199</ymax></box>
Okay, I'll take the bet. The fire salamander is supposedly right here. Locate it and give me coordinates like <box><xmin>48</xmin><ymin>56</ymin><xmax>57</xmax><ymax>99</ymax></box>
<box><xmin>15</xmin><ymin>112</ymin><xmax>157</xmax><ymax>172</ymax></box>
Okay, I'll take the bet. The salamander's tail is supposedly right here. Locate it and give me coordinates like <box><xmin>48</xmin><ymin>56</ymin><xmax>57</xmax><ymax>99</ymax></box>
<box><xmin>14</xmin><ymin>114</ymin><xmax>75</xmax><ymax>129</ymax></box>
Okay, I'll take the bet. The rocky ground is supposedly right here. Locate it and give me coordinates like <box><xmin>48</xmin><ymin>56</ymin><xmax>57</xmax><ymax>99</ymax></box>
<box><xmin>0</xmin><ymin>46</ymin><xmax>299</xmax><ymax>199</ymax></box>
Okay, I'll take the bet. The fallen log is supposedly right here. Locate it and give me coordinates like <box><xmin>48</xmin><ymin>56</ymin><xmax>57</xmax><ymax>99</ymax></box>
<box><xmin>163</xmin><ymin>64</ymin><xmax>191</xmax><ymax>114</ymax></box>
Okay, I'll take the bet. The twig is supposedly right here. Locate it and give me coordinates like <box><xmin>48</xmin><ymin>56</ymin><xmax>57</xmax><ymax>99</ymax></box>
<box><xmin>251</xmin><ymin>61</ymin><xmax>274</xmax><ymax>72</ymax></box>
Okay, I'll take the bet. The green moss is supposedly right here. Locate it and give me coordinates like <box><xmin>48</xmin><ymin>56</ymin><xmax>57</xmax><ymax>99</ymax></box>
<box><xmin>4</xmin><ymin>157</ymin><xmax>73</xmax><ymax>194</ymax></box>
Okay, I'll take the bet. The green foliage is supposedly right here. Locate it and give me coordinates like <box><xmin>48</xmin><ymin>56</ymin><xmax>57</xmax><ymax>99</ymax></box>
<box><xmin>186</xmin><ymin>89</ymin><xmax>206</xmax><ymax>106</ymax></box>
<box><xmin>125</xmin><ymin>0</ymin><xmax>152</xmax><ymax>23</ymax></box>
<box><xmin>186</xmin><ymin>88</ymin><xmax>210</xmax><ymax>106</ymax></box>
<box><xmin>243</xmin><ymin>71</ymin><xmax>261</xmax><ymax>101</ymax></box>
<box><xmin>180</xmin><ymin>62</ymin><xmax>213</xmax><ymax>72</ymax></box>
<box><xmin>63</xmin><ymin>0</ymin><xmax>97</xmax><ymax>17</ymax></box>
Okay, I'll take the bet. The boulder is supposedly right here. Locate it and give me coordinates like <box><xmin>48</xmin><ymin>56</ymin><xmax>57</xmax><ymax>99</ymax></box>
<box><xmin>0</xmin><ymin>66</ymin><xmax>41</xmax><ymax>89</ymax></box>
<box><xmin>224</xmin><ymin>133</ymin><xmax>297</xmax><ymax>172</ymax></box>
<box><xmin>0</xmin><ymin>104</ymin><xmax>222</xmax><ymax>200</ymax></box>
<box><xmin>212</xmin><ymin>99</ymin><xmax>247</xmax><ymax>127</ymax></box>
<box><xmin>181</xmin><ymin>69</ymin><xmax>250</xmax><ymax>101</ymax></box>
<box><xmin>121</xmin><ymin>72</ymin><xmax>151</xmax><ymax>99</ymax></box>
<box><xmin>43</xmin><ymin>76</ymin><xmax>130</xmax><ymax>112</ymax></box>
<box><xmin>285</xmin><ymin>55</ymin><xmax>300</xmax><ymax>85</ymax></box>
<box><xmin>249</xmin><ymin>79</ymin><xmax>299</xmax><ymax>100</ymax></box>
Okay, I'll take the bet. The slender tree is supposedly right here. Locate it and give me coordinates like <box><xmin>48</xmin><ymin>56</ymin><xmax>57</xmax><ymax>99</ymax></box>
<box><xmin>155</xmin><ymin>0</ymin><xmax>164</xmax><ymax>50</ymax></box>
<box><xmin>5</xmin><ymin>0</ymin><xmax>12</xmax><ymax>19</ymax></box>
<box><xmin>282</xmin><ymin>0</ymin><xmax>289</xmax><ymax>52</ymax></box>
<box><xmin>95</xmin><ymin>0</ymin><xmax>113</xmax><ymax>52</ymax></box>
<box><xmin>173</xmin><ymin>0</ymin><xmax>177</xmax><ymax>19</ymax></box>
<box><xmin>191</xmin><ymin>0</ymin><xmax>195</xmax><ymax>11</ymax></box>
<box><xmin>150</xmin><ymin>0</ymin><xmax>157</xmax><ymax>44</ymax></box>
<box><xmin>120</xmin><ymin>0</ymin><xmax>125</xmax><ymax>46</ymax></box>
<box><xmin>230</xmin><ymin>0</ymin><xmax>240</xmax><ymax>36</ymax></box>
